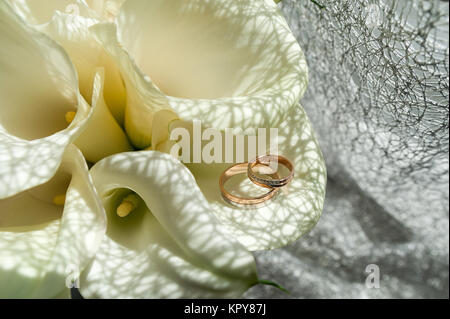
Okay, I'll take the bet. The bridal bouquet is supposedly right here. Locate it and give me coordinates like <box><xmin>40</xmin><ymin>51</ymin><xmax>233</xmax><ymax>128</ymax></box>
<box><xmin>0</xmin><ymin>0</ymin><xmax>326</xmax><ymax>298</ymax></box>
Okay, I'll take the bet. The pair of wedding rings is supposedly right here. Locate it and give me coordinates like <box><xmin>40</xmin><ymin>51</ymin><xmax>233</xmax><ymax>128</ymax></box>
<box><xmin>219</xmin><ymin>155</ymin><xmax>294</xmax><ymax>206</ymax></box>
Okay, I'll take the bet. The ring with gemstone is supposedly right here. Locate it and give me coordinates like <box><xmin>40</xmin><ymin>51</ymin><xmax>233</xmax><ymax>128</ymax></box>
<box><xmin>219</xmin><ymin>163</ymin><xmax>279</xmax><ymax>206</ymax></box>
<box><xmin>247</xmin><ymin>154</ymin><xmax>294</xmax><ymax>188</ymax></box>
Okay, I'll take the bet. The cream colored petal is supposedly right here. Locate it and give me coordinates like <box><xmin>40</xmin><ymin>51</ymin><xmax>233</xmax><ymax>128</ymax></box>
<box><xmin>80</xmin><ymin>151</ymin><xmax>257</xmax><ymax>298</ymax></box>
<box><xmin>0</xmin><ymin>2</ymin><xmax>92</xmax><ymax>199</ymax></box>
<box><xmin>0</xmin><ymin>145</ymin><xmax>106</xmax><ymax>298</ymax></box>
<box><xmin>90</xmin><ymin>22</ymin><xmax>175</xmax><ymax>149</ymax></box>
<box><xmin>37</xmin><ymin>12</ymin><xmax>127</xmax><ymax>125</ymax></box>
<box><xmin>104</xmin><ymin>0</ymin><xmax>306</xmax><ymax>147</ymax></box>
<box><xmin>5</xmin><ymin>0</ymin><xmax>95</xmax><ymax>25</ymax></box>
<box><xmin>186</xmin><ymin>104</ymin><xmax>327</xmax><ymax>251</ymax></box>
<box><xmin>84</xmin><ymin>0</ymin><xmax>126</xmax><ymax>21</ymax></box>
<box><xmin>71</xmin><ymin>68</ymin><xmax>132</xmax><ymax>163</ymax></box>
<box><xmin>90</xmin><ymin>0</ymin><xmax>324</xmax><ymax>251</ymax></box>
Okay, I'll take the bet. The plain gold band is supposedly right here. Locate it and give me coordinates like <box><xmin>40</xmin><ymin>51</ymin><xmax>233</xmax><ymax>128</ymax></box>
<box><xmin>247</xmin><ymin>155</ymin><xmax>294</xmax><ymax>188</ymax></box>
<box><xmin>219</xmin><ymin>163</ymin><xmax>279</xmax><ymax>206</ymax></box>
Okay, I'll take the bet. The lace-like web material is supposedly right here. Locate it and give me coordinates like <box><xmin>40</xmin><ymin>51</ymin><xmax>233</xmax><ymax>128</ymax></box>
<box><xmin>245</xmin><ymin>0</ymin><xmax>449</xmax><ymax>298</ymax></box>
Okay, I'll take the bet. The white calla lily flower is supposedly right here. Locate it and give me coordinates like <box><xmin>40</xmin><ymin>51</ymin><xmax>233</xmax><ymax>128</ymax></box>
<box><xmin>0</xmin><ymin>1</ymin><xmax>132</xmax><ymax>195</ymax></box>
<box><xmin>0</xmin><ymin>4</ymin><xmax>118</xmax><ymax>298</ymax></box>
<box><xmin>84</xmin><ymin>0</ymin><xmax>126</xmax><ymax>21</ymax></box>
<box><xmin>80</xmin><ymin>151</ymin><xmax>257</xmax><ymax>299</ymax></box>
<box><xmin>0</xmin><ymin>145</ymin><xmax>106</xmax><ymax>298</ymax></box>
<box><xmin>89</xmin><ymin>0</ymin><xmax>326</xmax><ymax>250</ymax></box>
<box><xmin>37</xmin><ymin>11</ymin><xmax>128</xmax><ymax>126</ymax></box>
<box><xmin>1</xmin><ymin>0</ymin><xmax>326</xmax><ymax>298</ymax></box>
<box><xmin>6</xmin><ymin>0</ymin><xmax>125</xmax><ymax>24</ymax></box>
<box><xmin>186</xmin><ymin>105</ymin><xmax>327</xmax><ymax>250</ymax></box>
<box><xmin>6</xmin><ymin>1</ymin><xmax>129</xmax><ymax>125</ymax></box>
<box><xmin>92</xmin><ymin>0</ymin><xmax>307</xmax><ymax>149</ymax></box>
<box><xmin>0</xmin><ymin>2</ymin><xmax>92</xmax><ymax>198</ymax></box>
<box><xmin>6</xmin><ymin>0</ymin><xmax>92</xmax><ymax>25</ymax></box>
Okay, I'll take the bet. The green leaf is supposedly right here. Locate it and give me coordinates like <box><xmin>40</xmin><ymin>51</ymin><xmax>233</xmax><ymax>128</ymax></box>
<box><xmin>258</xmin><ymin>279</ymin><xmax>290</xmax><ymax>295</ymax></box>
<box><xmin>274</xmin><ymin>0</ymin><xmax>325</xmax><ymax>10</ymax></box>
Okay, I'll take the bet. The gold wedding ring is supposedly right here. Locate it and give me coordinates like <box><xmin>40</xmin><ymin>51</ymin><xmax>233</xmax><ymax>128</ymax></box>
<box><xmin>219</xmin><ymin>154</ymin><xmax>294</xmax><ymax>207</ymax></box>
<box><xmin>219</xmin><ymin>163</ymin><xmax>279</xmax><ymax>206</ymax></box>
<box><xmin>248</xmin><ymin>155</ymin><xmax>294</xmax><ymax>188</ymax></box>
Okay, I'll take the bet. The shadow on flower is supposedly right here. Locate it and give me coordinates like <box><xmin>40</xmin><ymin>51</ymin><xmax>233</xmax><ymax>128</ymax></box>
<box><xmin>186</xmin><ymin>104</ymin><xmax>326</xmax><ymax>251</ymax></box>
<box><xmin>0</xmin><ymin>146</ymin><xmax>105</xmax><ymax>298</ymax></box>
<box><xmin>89</xmin><ymin>0</ymin><xmax>325</xmax><ymax>252</ymax></box>
<box><xmin>79</xmin><ymin>152</ymin><xmax>257</xmax><ymax>299</ymax></box>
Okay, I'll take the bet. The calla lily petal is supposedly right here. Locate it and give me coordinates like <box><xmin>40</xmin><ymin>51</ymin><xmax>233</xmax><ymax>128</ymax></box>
<box><xmin>90</xmin><ymin>22</ymin><xmax>175</xmax><ymax>149</ymax></box>
<box><xmin>7</xmin><ymin>0</ymin><xmax>126</xmax><ymax>24</ymax></box>
<box><xmin>84</xmin><ymin>0</ymin><xmax>126</xmax><ymax>21</ymax></box>
<box><xmin>90</xmin><ymin>0</ymin><xmax>324</xmax><ymax>250</ymax></box>
<box><xmin>80</xmin><ymin>151</ymin><xmax>257</xmax><ymax>298</ymax></box>
<box><xmin>117</xmin><ymin>0</ymin><xmax>307</xmax><ymax>128</ymax></box>
<box><xmin>5</xmin><ymin>0</ymin><xmax>95</xmax><ymax>25</ymax></box>
<box><xmin>0</xmin><ymin>145</ymin><xmax>106</xmax><ymax>298</ymax></box>
<box><xmin>90</xmin><ymin>0</ymin><xmax>306</xmax><ymax>149</ymax></box>
<box><xmin>187</xmin><ymin>105</ymin><xmax>327</xmax><ymax>251</ymax></box>
<box><xmin>72</xmin><ymin>68</ymin><xmax>132</xmax><ymax>163</ymax></box>
<box><xmin>0</xmin><ymin>2</ymin><xmax>93</xmax><ymax>199</ymax></box>
<box><xmin>37</xmin><ymin>12</ymin><xmax>127</xmax><ymax>125</ymax></box>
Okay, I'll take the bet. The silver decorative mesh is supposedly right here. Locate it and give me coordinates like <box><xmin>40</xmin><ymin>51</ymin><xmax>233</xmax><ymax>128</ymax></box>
<box><xmin>245</xmin><ymin>0</ymin><xmax>449</xmax><ymax>298</ymax></box>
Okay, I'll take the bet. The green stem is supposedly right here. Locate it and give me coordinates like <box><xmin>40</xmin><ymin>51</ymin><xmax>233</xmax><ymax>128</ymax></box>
<box><xmin>274</xmin><ymin>0</ymin><xmax>325</xmax><ymax>9</ymax></box>
<box><xmin>258</xmin><ymin>279</ymin><xmax>290</xmax><ymax>295</ymax></box>
<box><xmin>309</xmin><ymin>0</ymin><xmax>325</xmax><ymax>9</ymax></box>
